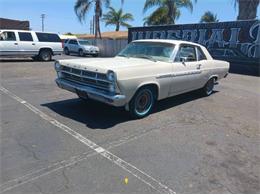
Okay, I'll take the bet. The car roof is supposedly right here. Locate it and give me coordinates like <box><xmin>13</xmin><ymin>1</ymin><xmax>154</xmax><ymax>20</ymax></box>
<box><xmin>133</xmin><ymin>39</ymin><xmax>203</xmax><ymax>47</ymax></box>
<box><xmin>0</xmin><ymin>29</ymin><xmax>58</xmax><ymax>34</ymax></box>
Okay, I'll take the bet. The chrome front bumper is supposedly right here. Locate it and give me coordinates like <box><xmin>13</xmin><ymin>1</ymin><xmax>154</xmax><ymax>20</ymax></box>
<box><xmin>56</xmin><ymin>78</ymin><xmax>126</xmax><ymax>107</ymax></box>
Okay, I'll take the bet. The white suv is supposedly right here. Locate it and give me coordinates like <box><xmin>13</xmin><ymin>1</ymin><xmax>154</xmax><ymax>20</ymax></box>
<box><xmin>64</xmin><ymin>39</ymin><xmax>99</xmax><ymax>57</ymax></box>
<box><xmin>0</xmin><ymin>30</ymin><xmax>63</xmax><ymax>61</ymax></box>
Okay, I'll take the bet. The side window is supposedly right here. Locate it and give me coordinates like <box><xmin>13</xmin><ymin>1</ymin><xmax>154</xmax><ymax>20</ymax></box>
<box><xmin>0</xmin><ymin>31</ymin><xmax>16</xmax><ymax>41</ymax></box>
<box><xmin>18</xmin><ymin>32</ymin><xmax>33</xmax><ymax>42</ymax></box>
<box><xmin>197</xmin><ymin>47</ymin><xmax>207</xmax><ymax>61</ymax></box>
<box><xmin>69</xmin><ymin>40</ymin><xmax>78</xmax><ymax>45</ymax></box>
<box><xmin>175</xmin><ymin>45</ymin><xmax>197</xmax><ymax>62</ymax></box>
<box><xmin>36</xmin><ymin>33</ymin><xmax>61</xmax><ymax>42</ymax></box>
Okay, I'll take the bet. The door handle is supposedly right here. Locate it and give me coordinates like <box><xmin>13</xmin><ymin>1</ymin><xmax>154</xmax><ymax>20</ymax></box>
<box><xmin>32</xmin><ymin>43</ymin><xmax>36</xmax><ymax>45</ymax></box>
<box><xmin>197</xmin><ymin>64</ymin><xmax>202</xmax><ymax>69</ymax></box>
<box><xmin>14</xmin><ymin>43</ymin><xmax>18</xmax><ymax>45</ymax></box>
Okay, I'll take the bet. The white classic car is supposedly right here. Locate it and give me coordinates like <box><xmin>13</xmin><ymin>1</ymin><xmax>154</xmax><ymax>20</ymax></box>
<box><xmin>55</xmin><ymin>39</ymin><xmax>229</xmax><ymax>118</ymax></box>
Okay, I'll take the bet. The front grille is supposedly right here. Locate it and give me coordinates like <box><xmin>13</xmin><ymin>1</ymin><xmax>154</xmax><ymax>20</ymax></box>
<box><xmin>59</xmin><ymin>65</ymin><xmax>110</xmax><ymax>91</ymax></box>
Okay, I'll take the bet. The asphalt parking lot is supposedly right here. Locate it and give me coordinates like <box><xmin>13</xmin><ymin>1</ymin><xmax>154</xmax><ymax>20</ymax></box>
<box><xmin>0</xmin><ymin>55</ymin><xmax>259</xmax><ymax>193</ymax></box>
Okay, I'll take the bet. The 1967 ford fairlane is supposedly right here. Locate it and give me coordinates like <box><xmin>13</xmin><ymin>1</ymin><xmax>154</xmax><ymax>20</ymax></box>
<box><xmin>55</xmin><ymin>39</ymin><xmax>229</xmax><ymax>118</ymax></box>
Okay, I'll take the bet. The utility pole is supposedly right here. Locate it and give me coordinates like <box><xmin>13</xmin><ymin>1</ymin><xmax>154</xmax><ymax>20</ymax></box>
<box><xmin>40</xmin><ymin>14</ymin><xmax>45</xmax><ymax>32</ymax></box>
<box><xmin>90</xmin><ymin>20</ymin><xmax>93</xmax><ymax>34</ymax></box>
<box><xmin>93</xmin><ymin>15</ymin><xmax>95</xmax><ymax>35</ymax></box>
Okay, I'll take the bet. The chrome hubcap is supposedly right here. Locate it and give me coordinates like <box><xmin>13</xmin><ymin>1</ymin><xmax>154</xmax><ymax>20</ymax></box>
<box><xmin>206</xmin><ymin>79</ymin><xmax>214</xmax><ymax>95</ymax></box>
<box><xmin>135</xmin><ymin>90</ymin><xmax>153</xmax><ymax>115</ymax></box>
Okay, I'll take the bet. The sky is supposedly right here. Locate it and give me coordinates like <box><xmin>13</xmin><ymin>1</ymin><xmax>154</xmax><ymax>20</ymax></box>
<box><xmin>0</xmin><ymin>0</ymin><xmax>259</xmax><ymax>34</ymax></box>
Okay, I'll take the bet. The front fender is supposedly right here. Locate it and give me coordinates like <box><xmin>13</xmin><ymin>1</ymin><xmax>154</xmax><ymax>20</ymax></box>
<box><xmin>117</xmin><ymin>78</ymin><xmax>161</xmax><ymax>103</ymax></box>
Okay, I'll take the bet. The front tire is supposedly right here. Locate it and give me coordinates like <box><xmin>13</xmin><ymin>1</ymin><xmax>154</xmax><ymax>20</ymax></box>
<box><xmin>78</xmin><ymin>49</ymin><xmax>84</xmax><ymax>57</ymax></box>
<box><xmin>202</xmin><ymin>78</ymin><xmax>215</xmax><ymax>96</ymax></box>
<box><xmin>129</xmin><ymin>87</ymin><xmax>156</xmax><ymax>119</ymax></box>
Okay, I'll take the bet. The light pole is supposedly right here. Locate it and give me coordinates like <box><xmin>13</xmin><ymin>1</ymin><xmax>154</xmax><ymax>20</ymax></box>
<box><xmin>40</xmin><ymin>14</ymin><xmax>46</xmax><ymax>32</ymax></box>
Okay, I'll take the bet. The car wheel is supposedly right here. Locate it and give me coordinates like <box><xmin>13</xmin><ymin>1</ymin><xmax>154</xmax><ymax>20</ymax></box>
<box><xmin>39</xmin><ymin>49</ymin><xmax>52</xmax><ymax>61</ymax></box>
<box><xmin>78</xmin><ymin>49</ymin><xmax>84</xmax><ymax>57</ymax></box>
<box><xmin>202</xmin><ymin>78</ymin><xmax>215</xmax><ymax>96</ymax></box>
<box><xmin>64</xmin><ymin>47</ymin><xmax>70</xmax><ymax>55</ymax></box>
<box><xmin>129</xmin><ymin>87</ymin><xmax>155</xmax><ymax>119</ymax></box>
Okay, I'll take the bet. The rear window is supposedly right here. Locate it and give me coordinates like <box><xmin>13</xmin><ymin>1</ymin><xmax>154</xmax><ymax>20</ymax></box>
<box><xmin>36</xmin><ymin>32</ymin><xmax>61</xmax><ymax>42</ymax></box>
<box><xmin>18</xmin><ymin>32</ymin><xmax>33</xmax><ymax>42</ymax></box>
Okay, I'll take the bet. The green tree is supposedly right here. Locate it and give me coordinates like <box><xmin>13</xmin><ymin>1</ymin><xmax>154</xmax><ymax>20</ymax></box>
<box><xmin>103</xmin><ymin>7</ymin><xmax>134</xmax><ymax>31</ymax></box>
<box><xmin>235</xmin><ymin>0</ymin><xmax>259</xmax><ymax>20</ymax></box>
<box><xmin>143</xmin><ymin>0</ymin><xmax>195</xmax><ymax>26</ymax></box>
<box><xmin>200</xmin><ymin>11</ymin><xmax>218</xmax><ymax>23</ymax></box>
<box><xmin>75</xmin><ymin>0</ymin><xmax>111</xmax><ymax>39</ymax></box>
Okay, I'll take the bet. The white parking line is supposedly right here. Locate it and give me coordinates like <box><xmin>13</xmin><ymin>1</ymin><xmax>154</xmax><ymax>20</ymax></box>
<box><xmin>0</xmin><ymin>116</ymin><xmax>165</xmax><ymax>193</ymax></box>
<box><xmin>0</xmin><ymin>151</ymin><xmax>97</xmax><ymax>193</ymax></box>
<box><xmin>0</xmin><ymin>86</ymin><xmax>175</xmax><ymax>194</ymax></box>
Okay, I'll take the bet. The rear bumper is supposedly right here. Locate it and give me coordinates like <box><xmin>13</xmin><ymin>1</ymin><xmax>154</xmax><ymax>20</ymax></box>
<box><xmin>55</xmin><ymin>78</ymin><xmax>126</xmax><ymax>107</ymax></box>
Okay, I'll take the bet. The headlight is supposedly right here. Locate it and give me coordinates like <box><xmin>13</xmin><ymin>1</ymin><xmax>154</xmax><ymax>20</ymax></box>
<box><xmin>109</xmin><ymin>83</ymin><xmax>116</xmax><ymax>93</ymax></box>
<box><xmin>55</xmin><ymin>61</ymin><xmax>61</xmax><ymax>70</ymax></box>
<box><xmin>107</xmin><ymin>71</ymin><xmax>116</xmax><ymax>81</ymax></box>
<box><xmin>57</xmin><ymin>71</ymin><xmax>63</xmax><ymax>78</ymax></box>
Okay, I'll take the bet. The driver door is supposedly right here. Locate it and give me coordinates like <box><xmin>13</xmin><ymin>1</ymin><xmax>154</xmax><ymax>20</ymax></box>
<box><xmin>68</xmin><ymin>40</ymin><xmax>78</xmax><ymax>53</ymax></box>
<box><xmin>0</xmin><ymin>31</ymin><xmax>19</xmax><ymax>56</ymax></box>
<box><xmin>170</xmin><ymin>44</ymin><xmax>203</xmax><ymax>95</ymax></box>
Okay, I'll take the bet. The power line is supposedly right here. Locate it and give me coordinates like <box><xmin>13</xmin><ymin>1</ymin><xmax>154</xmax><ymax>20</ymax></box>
<box><xmin>40</xmin><ymin>14</ymin><xmax>46</xmax><ymax>32</ymax></box>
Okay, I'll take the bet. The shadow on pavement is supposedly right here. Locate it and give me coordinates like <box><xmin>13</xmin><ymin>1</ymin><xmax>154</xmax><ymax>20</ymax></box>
<box><xmin>42</xmin><ymin>90</ymin><xmax>218</xmax><ymax>129</ymax></box>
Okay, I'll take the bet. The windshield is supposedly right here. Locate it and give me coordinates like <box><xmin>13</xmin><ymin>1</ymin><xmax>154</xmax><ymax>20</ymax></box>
<box><xmin>79</xmin><ymin>40</ymin><xmax>90</xmax><ymax>45</ymax></box>
<box><xmin>118</xmin><ymin>42</ymin><xmax>175</xmax><ymax>62</ymax></box>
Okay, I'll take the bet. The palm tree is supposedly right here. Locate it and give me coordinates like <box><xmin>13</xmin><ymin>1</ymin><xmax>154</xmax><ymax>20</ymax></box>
<box><xmin>143</xmin><ymin>0</ymin><xmax>194</xmax><ymax>26</ymax></box>
<box><xmin>103</xmin><ymin>7</ymin><xmax>134</xmax><ymax>31</ymax></box>
<box><xmin>200</xmin><ymin>11</ymin><xmax>218</xmax><ymax>23</ymax></box>
<box><xmin>74</xmin><ymin>0</ymin><xmax>124</xmax><ymax>38</ymax></box>
<box><xmin>235</xmin><ymin>0</ymin><xmax>259</xmax><ymax>20</ymax></box>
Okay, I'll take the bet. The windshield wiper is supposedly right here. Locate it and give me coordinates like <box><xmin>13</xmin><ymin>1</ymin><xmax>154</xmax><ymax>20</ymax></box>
<box><xmin>134</xmin><ymin>54</ymin><xmax>157</xmax><ymax>62</ymax></box>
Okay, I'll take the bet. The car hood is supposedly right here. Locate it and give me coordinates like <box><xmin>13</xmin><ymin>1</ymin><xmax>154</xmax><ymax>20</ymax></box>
<box><xmin>82</xmin><ymin>45</ymin><xmax>98</xmax><ymax>50</ymax></box>
<box><xmin>58</xmin><ymin>57</ymin><xmax>157</xmax><ymax>74</ymax></box>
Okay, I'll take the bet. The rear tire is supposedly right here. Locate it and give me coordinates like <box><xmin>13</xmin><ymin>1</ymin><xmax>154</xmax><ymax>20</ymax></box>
<box><xmin>64</xmin><ymin>47</ymin><xmax>70</xmax><ymax>55</ymax></box>
<box><xmin>39</xmin><ymin>49</ymin><xmax>52</xmax><ymax>61</ymax></box>
<box><xmin>202</xmin><ymin>78</ymin><xmax>215</xmax><ymax>96</ymax></box>
<box><xmin>129</xmin><ymin>87</ymin><xmax>156</xmax><ymax>119</ymax></box>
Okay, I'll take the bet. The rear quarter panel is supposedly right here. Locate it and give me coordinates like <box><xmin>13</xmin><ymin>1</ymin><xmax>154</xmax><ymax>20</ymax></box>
<box><xmin>204</xmin><ymin>59</ymin><xmax>230</xmax><ymax>81</ymax></box>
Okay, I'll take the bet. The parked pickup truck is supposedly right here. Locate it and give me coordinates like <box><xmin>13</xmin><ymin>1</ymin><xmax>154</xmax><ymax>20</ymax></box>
<box><xmin>0</xmin><ymin>30</ymin><xmax>63</xmax><ymax>61</ymax></box>
<box><xmin>55</xmin><ymin>39</ymin><xmax>229</xmax><ymax>118</ymax></box>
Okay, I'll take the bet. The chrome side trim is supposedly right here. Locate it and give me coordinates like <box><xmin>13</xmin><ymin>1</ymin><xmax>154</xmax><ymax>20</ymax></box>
<box><xmin>156</xmin><ymin>70</ymin><xmax>202</xmax><ymax>79</ymax></box>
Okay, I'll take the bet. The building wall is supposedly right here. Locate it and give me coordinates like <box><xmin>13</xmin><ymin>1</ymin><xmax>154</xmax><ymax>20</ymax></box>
<box><xmin>0</xmin><ymin>18</ymin><xmax>30</xmax><ymax>30</ymax></box>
